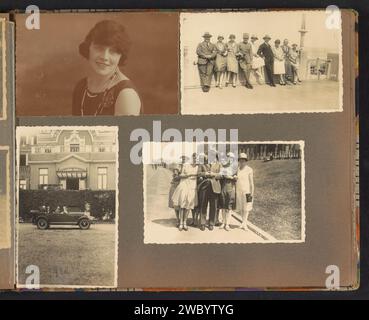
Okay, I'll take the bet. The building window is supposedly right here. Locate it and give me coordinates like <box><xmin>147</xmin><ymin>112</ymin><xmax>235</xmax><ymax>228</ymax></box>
<box><xmin>70</xmin><ymin>144</ymin><xmax>80</xmax><ymax>152</ymax></box>
<box><xmin>20</xmin><ymin>136</ymin><xmax>27</xmax><ymax>146</ymax></box>
<box><xmin>99</xmin><ymin>146</ymin><xmax>106</xmax><ymax>152</ymax></box>
<box><xmin>20</xmin><ymin>154</ymin><xmax>27</xmax><ymax>166</ymax></box>
<box><xmin>44</xmin><ymin>147</ymin><xmax>52</xmax><ymax>153</ymax></box>
<box><xmin>39</xmin><ymin>168</ymin><xmax>48</xmax><ymax>185</ymax></box>
<box><xmin>19</xmin><ymin>180</ymin><xmax>27</xmax><ymax>190</ymax></box>
<box><xmin>97</xmin><ymin>167</ymin><xmax>108</xmax><ymax>190</ymax></box>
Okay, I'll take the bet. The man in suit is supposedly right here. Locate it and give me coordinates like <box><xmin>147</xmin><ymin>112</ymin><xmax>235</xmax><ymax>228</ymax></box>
<box><xmin>196</xmin><ymin>32</ymin><xmax>217</xmax><ymax>92</ymax></box>
<box><xmin>237</xmin><ymin>33</ymin><xmax>253</xmax><ymax>89</ymax></box>
<box><xmin>257</xmin><ymin>34</ymin><xmax>276</xmax><ymax>87</ymax></box>
<box><xmin>197</xmin><ymin>151</ymin><xmax>221</xmax><ymax>231</ymax></box>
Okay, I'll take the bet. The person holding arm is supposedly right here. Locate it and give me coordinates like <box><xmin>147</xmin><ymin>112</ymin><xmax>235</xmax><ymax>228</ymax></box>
<box><xmin>237</xmin><ymin>33</ymin><xmax>253</xmax><ymax>89</ymax></box>
<box><xmin>219</xmin><ymin>152</ymin><xmax>238</xmax><ymax>231</ymax></box>
<box><xmin>171</xmin><ymin>154</ymin><xmax>199</xmax><ymax>231</ymax></box>
<box><xmin>197</xmin><ymin>150</ymin><xmax>221</xmax><ymax>231</ymax></box>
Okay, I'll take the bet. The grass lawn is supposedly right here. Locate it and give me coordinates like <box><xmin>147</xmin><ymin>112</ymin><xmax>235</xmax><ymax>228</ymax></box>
<box><xmin>247</xmin><ymin>159</ymin><xmax>302</xmax><ymax>240</ymax></box>
<box><xmin>17</xmin><ymin>224</ymin><xmax>116</xmax><ymax>287</ymax></box>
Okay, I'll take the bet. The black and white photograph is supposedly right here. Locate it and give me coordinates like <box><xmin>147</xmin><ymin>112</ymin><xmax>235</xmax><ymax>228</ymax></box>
<box><xmin>0</xmin><ymin>19</ymin><xmax>5</xmax><ymax>120</ymax></box>
<box><xmin>0</xmin><ymin>147</ymin><xmax>10</xmax><ymax>249</ymax></box>
<box><xmin>16</xmin><ymin>127</ymin><xmax>119</xmax><ymax>288</ymax></box>
<box><xmin>180</xmin><ymin>11</ymin><xmax>343</xmax><ymax>114</ymax></box>
<box><xmin>144</xmin><ymin>141</ymin><xmax>305</xmax><ymax>244</ymax></box>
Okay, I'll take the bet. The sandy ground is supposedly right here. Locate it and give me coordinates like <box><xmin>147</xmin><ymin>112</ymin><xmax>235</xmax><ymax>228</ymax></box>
<box><xmin>145</xmin><ymin>166</ymin><xmax>266</xmax><ymax>244</ymax></box>
<box><xmin>182</xmin><ymin>80</ymin><xmax>340</xmax><ymax>114</ymax></box>
<box><xmin>17</xmin><ymin>223</ymin><xmax>117</xmax><ymax>287</ymax></box>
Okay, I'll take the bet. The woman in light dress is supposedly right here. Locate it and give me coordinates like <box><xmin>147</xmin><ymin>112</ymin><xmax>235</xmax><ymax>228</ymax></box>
<box><xmin>250</xmin><ymin>34</ymin><xmax>264</xmax><ymax>85</ymax></box>
<box><xmin>226</xmin><ymin>34</ymin><xmax>239</xmax><ymax>88</ymax></box>
<box><xmin>171</xmin><ymin>154</ymin><xmax>199</xmax><ymax>231</ymax></box>
<box><xmin>272</xmin><ymin>39</ymin><xmax>286</xmax><ymax>85</ymax></box>
<box><xmin>168</xmin><ymin>162</ymin><xmax>183</xmax><ymax>227</ymax></box>
<box><xmin>215</xmin><ymin>35</ymin><xmax>228</xmax><ymax>89</ymax></box>
<box><xmin>236</xmin><ymin>153</ymin><xmax>254</xmax><ymax>231</ymax></box>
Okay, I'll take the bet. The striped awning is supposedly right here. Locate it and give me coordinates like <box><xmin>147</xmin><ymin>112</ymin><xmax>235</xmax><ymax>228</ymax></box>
<box><xmin>56</xmin><ymin>168</ymin><xmax>87</xmax><ymax>179</ymax></box>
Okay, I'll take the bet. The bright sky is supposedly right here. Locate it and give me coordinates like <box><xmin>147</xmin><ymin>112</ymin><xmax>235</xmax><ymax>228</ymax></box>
<box><xmin>181</xmin><ymin>11</ymin><xmax>341</xmax><ymax>52</ymax></box>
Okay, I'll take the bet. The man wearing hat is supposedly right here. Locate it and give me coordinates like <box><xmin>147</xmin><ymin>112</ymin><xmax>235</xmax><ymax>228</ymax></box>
<box><xmin>257</xmin><ymin>34</ymin><xmax>276</xmax><ymax>86</ymax></box>
<box><xmin>237</xmin><ymin>33</ymin><xmax>253</xmax><ymax>89</ymax></box>
<box><xmin>236</xmin><ymin>153</ymin><xmax>254</xmax><ymax>231</ymax></box>
<box><xmin>289</xmin><ymin>43</ymin><xmax>302</xmax><ymax>84</ymax></box>
<box><xmin>196</xmin><ymin>32</ymin><xmax>217</xmax><ymax>92</ymax></box>
<box><xmin>197</xmin><ymin>150</ymin><xmax>222</xmax><ymax>231</ymax></box>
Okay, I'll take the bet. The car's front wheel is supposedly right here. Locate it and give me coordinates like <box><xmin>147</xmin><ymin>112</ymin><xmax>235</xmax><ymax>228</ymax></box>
<box><xmin>78</xmin><ymin>219</ymin><xmax>90</xmax><ymax>230</ymax></box>
<box><xmin>37</xmin><ymin>218</ymin><xmax>49</xmax><ymax>230</ymax></box>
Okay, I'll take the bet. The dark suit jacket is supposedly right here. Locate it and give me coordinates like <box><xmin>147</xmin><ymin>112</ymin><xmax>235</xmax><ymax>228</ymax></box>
<box><xmin>196</xmin><ymin>41</ymin><xmax>217</xmax><ymax>65</ymax></box>
<box><xmin>198</xmin><ymin>163</ymin><xmax>221</xmax><ymax>194</ymax></box>
<box><xmin>237</xmin><ymin>42</ymin><xmax>253</xmax><ymax>64</ymax></box>
<box><xmin>257</xmin><ymin>42</ymin><xmax>274</xmax><ymax>63</ymax></box>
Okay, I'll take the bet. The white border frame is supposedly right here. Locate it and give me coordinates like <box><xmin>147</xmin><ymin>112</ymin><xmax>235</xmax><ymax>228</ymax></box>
<box><xmin>15</xmin><ymin>126</ymin><xmax>119</xmax><ymax>289</ymax></box>
<box><xmin>180</xmin><ymin>10</ymin><xmax>343</xmax><ymax>115</ymax></box>
<box><xmin>143</xmin><ymin>140</ymin><xmax>305</xmax><ymax>244</ymax></box>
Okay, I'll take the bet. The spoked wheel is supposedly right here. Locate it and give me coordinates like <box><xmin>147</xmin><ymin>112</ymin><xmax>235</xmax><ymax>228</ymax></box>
<box><xmin>78</xmin><ymin>219</ymin><xmax>91</xmax><ymax>230</ymax></box>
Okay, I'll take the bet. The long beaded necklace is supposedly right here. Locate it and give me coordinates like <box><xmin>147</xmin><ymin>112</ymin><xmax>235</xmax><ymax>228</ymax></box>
<box><xmin>80</xmin><ymin>70</ymin><xmax>118</xmax><ymax>116</ymax></box>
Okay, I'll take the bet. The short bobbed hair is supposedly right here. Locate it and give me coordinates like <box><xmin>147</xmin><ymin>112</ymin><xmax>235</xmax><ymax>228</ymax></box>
<box><xmin>79</xmin><ymin>20</ymin><xmax>131</xmax><ymax>66</ymax></box>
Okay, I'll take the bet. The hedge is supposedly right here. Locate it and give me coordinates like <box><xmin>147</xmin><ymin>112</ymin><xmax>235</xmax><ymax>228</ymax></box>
<box><xmin>19</xmin><ymin>190</ymin><xmax>116</xmax><ymax>220</ymax></box>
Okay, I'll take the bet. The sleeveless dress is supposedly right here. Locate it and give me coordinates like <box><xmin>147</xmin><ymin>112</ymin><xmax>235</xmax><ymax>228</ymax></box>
<box><xmin>72</xmin><ymin>78</ymin><xmax>142</xmax><ymax>116</ymax></box>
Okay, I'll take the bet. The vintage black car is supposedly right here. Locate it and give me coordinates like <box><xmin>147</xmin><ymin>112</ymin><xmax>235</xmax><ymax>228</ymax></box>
<box><xmin>31</xmin><ymin>207</ymin><xmax>93</xmax><ymax>230</ymax></box>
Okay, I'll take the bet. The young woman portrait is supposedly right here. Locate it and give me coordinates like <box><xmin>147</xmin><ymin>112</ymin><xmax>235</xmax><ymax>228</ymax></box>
<box><xmin>72</xmin><ymin>20</ymin><xmax>142</xmax><ymax>116</ymax></box>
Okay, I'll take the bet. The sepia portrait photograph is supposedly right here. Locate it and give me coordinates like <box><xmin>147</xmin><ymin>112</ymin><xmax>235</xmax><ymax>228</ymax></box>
<box><xmin>180</xmin><ymin>10</ymin><xmax>343</xmax><ymax>114</ymax></box>
<box><xmin>144</xmin><ymin>141</ymin><xmax>305</xmax><ymax>244</ymax></box>
<box><xmin>16</xmin><ymin>12</ymin><xmax>179</xmax><ymax>116</ymax></box>
<box><xmin>0</xmin><ymin>147</ymin><xmax>10</xmax><ymax>249</ymax></box>
<box><xmin>16</xmin><ymin>126</ymin><xmax>119</xmax><ymax>288</ymax></box>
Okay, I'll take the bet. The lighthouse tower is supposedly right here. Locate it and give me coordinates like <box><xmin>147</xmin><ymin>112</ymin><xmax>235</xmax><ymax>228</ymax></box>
<box><xmin>299</xmin><ymin>14</ymin><xmax>308</xmax><ymax>49</ymax></box>
<box><xmin>298</xmin><ymin>14</ymin><xmax>309</xmax><ymax>80</ymax></box>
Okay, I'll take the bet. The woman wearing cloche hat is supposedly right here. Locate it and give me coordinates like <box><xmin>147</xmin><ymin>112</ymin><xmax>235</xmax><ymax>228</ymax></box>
<box><xmin>214</xmin><ymin>35</ymin><xmax>228</xmax><ymax>89</ymax></box>
<box><xmin>236</xmin><ymin>153</ymin><xmax>254</xmax><ymax>231</ymax></box>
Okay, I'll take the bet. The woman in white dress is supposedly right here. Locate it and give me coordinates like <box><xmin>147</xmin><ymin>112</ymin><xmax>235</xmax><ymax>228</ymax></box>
<box><xmin>250</xmin><ymin>35</ymin><xmax>264</xmax><ymax>85</ymax></box>
<box><xmin>236</xmin><ymin>153</ymin><xmax>254</xmax><ymax>231</ymax></box>
<box><xmin>171</xmin><ymin>154</ymin><xmax>199</xmax><ymax>231</ymax></box>
<box><xmin>272</xmin><ymin>39</ymin><xmax>286</xmax><ymax>85</ymax></box>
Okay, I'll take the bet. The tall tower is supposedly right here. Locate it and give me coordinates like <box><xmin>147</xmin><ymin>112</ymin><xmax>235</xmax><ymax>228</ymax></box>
<box><xmin>299</xmin><ymin>14</ymin><xmax>308</xmax><ymax>50</ymax></box>
<box><xmin>298</xmin><ymin>14</ymin><xmax>309</xmax><ymax>80</ymax></box>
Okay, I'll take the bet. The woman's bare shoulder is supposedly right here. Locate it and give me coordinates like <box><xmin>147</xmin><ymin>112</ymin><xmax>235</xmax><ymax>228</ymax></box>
<box><xmin>115</xmin><ymin>88</ymin><xmax>141</xmax><ymax>116</ymax></box>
